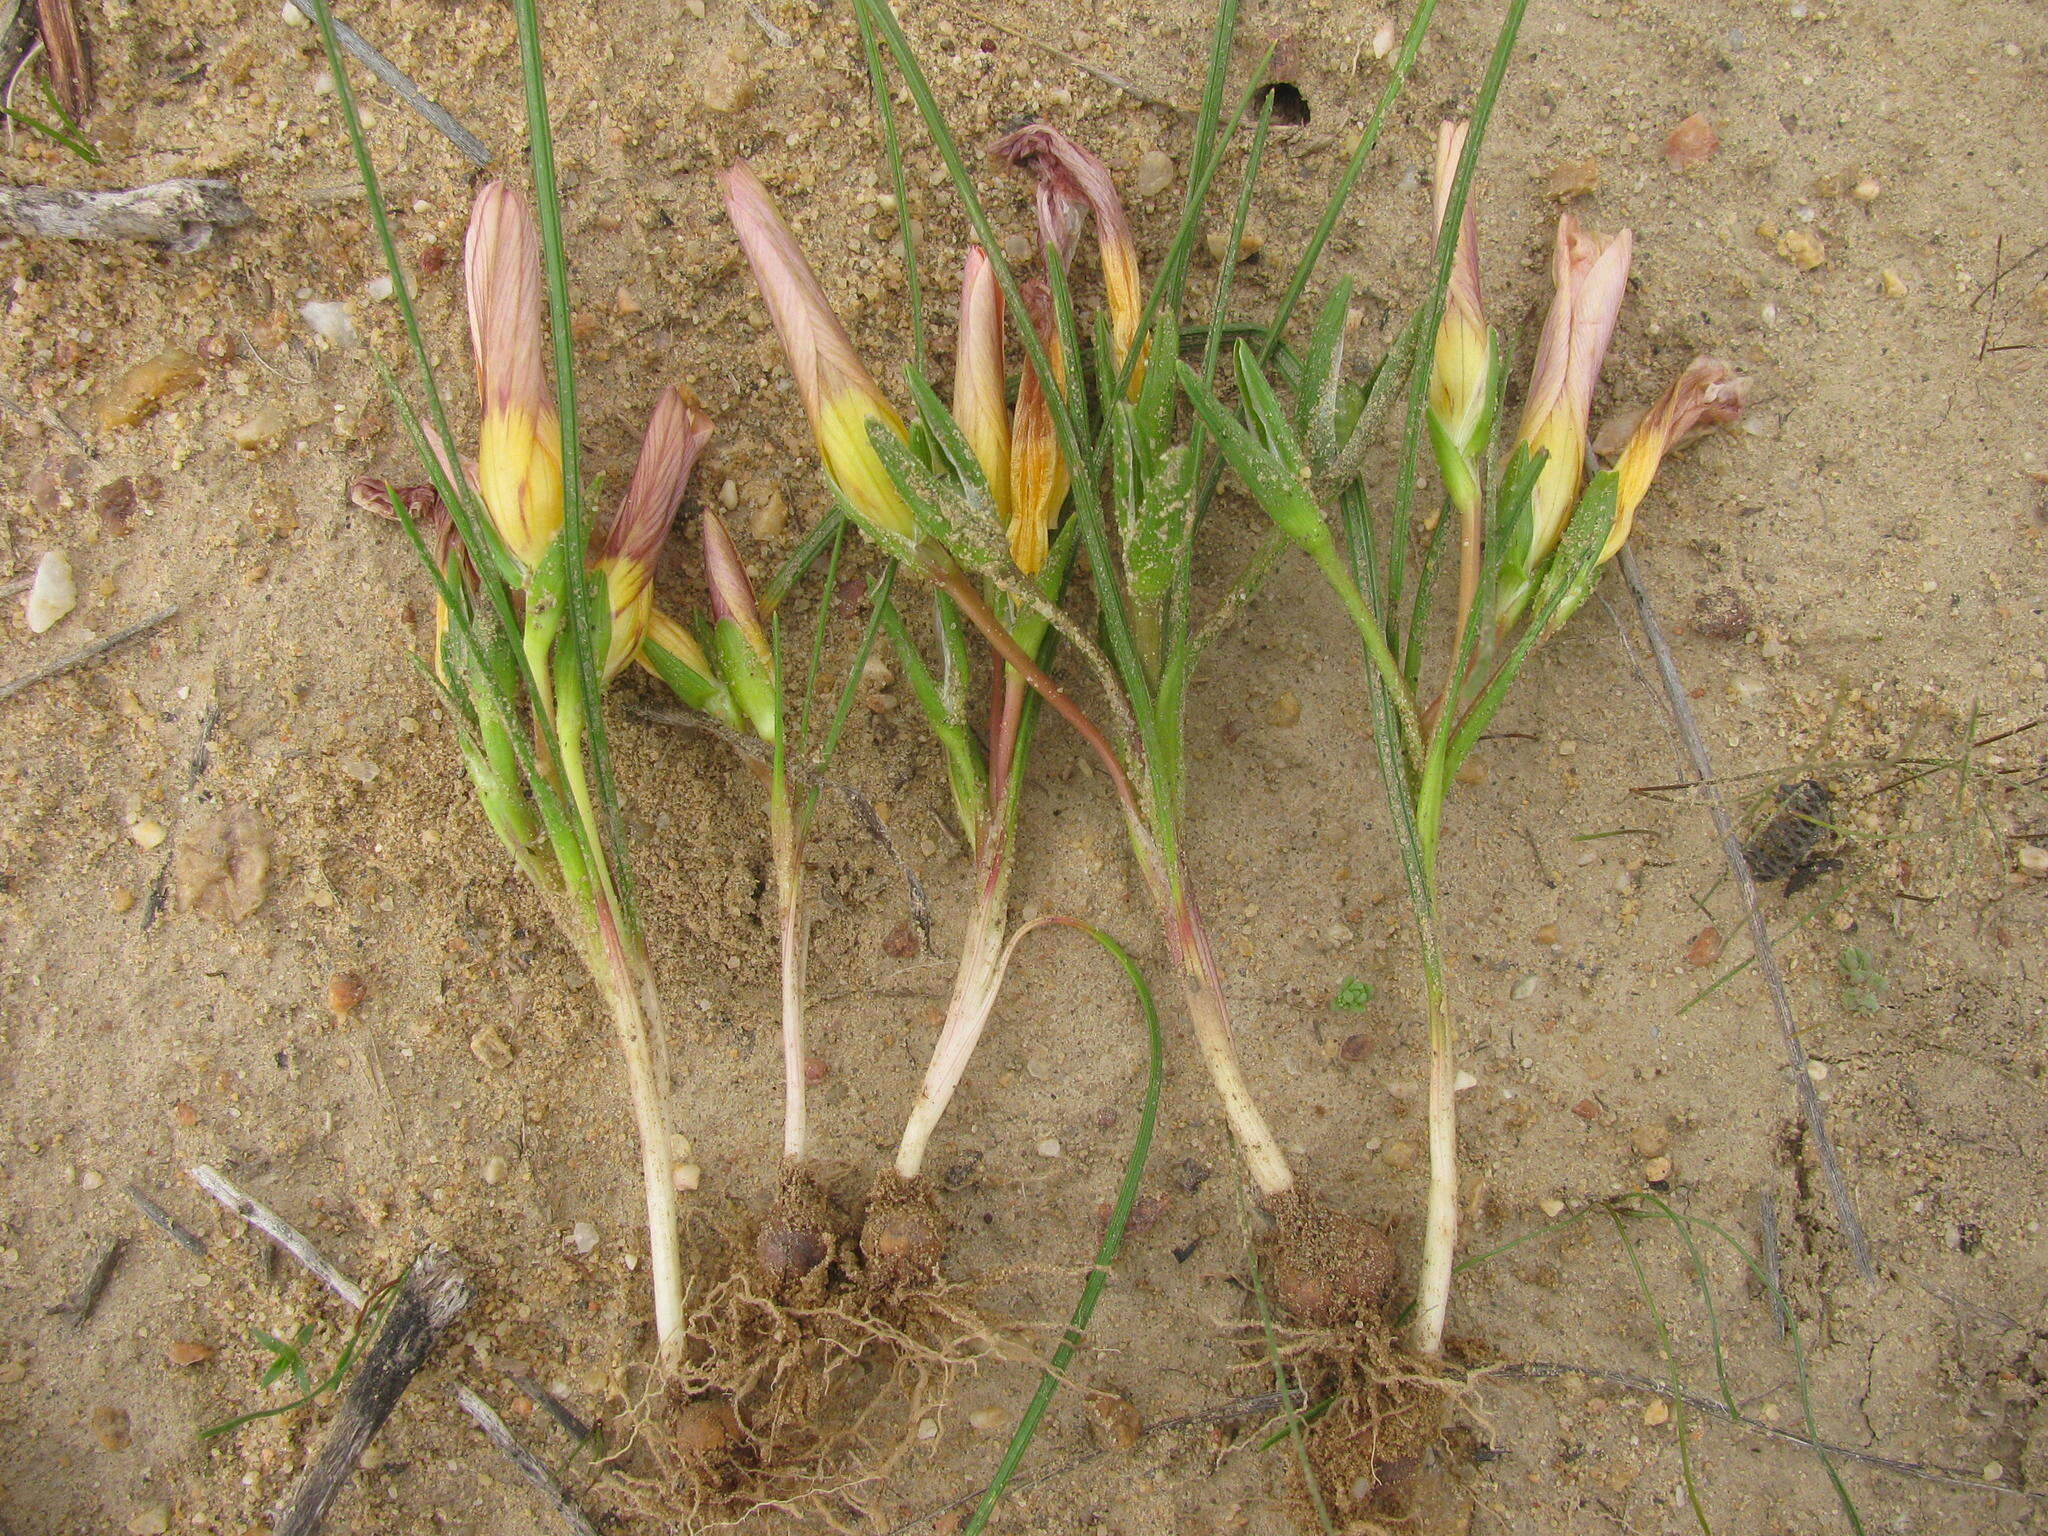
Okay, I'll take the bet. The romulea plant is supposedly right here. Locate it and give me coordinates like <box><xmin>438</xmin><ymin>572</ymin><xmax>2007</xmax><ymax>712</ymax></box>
<box><xmin>719</xmin><ymin>0</ymin><xmax>1468</xmax><ymax>1333</ymax></box>
<box><xmin>1183</xmin><ymin>113</ymin><xmax>1747</xmax><ymax>1361</ymax></box>
<box><xmin>313</xmin><ymin>0</ymin><xmax>712</xmax><ymax>1352</ymax></box>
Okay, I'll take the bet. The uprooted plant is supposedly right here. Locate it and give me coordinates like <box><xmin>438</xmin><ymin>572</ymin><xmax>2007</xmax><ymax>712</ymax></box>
<box><xmin>1181</xmin><ymin>0</ymin><xmax>1748</xmax><ymax>1385</ymax></box>
<box><xmin>314</xmin><ymin>0</ymin><xmax>722</xmax><ymax>1355</ymax></box>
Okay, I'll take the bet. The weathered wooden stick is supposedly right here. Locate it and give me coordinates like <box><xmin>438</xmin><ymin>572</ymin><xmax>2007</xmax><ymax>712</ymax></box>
<box><xmin>191</xmin><ymin>1163</ymin><xmax>367</xmax><ymax>1311</ymax></box>
<box><xmin>45</xmin><ymin>1236</ymin><xmax>122</xmax><ymax>1323</ymax></box>
<box><xmin>125</xmin><ymin>1182</ymin><xmax>208</xmax><ymax>1257</ymax></box>
<box><xmin>0</xmin><ymin>181</ymin><xmax>247</xmax><ymax>245</ymax></box>
<box><xmin>273</xmin><ymin>1246</ymin><xmax>472</xmax><ymax>1536</ymax></box>
<box><xmin>454</xmin><ymin>1387</ymin><xmax>603</xmax><ymax>1536</ymax></box>
<box><xmin>284</xmin><ymin>0</ymin><xmax>489</xmax><ymax>167</ymax></box>
<box><xmin>0</xmin><ymin>607</ymin><xmax>177</xmax><ymax>704</ymax></box>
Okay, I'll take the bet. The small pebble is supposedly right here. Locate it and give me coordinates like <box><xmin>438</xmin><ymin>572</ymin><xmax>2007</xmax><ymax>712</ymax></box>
<box><xmin>1879</xmin><ymin>267</ymin><xmax>1909</xmax><ymax>298</ymax></box>
<box><xmin>719</xmin><ymin>477</ymin><xmax>739</xmax><ymax>511</ymax></box>
<box><xmin>1534</xmin><ymin>922</ymin><xmax>1559</xmax><ymax>945</ymax></box>
<box><xmin>126</xmin><ymin>1506</ymin><xmax>170</xmax><ymax>1536</ymax></box>
<box><xmin>1776</xmin><ymin>228</ymin><xmax>1827</xmax><ymax>271</ymax></box>
<box><xmin>98</xmin><ymin>350</ymin><xmax>202</xmax><ymax>430</ymax></box>
<box><xmin>1133</xmin><ymin>150</ymin><xmax>1175</xmax><ymax>198</ymax></box>
<box><xmin>569</xmin><ymin>1221</ymin><xmax>600</xmax><ymax>1257</ymax></box>
<box><xmin>1370</xmin><ymin>18</ymin><xmax>1396</xmax><ymax>57</ymax></box>
<box><xmin>968</xmin><ymin>1406</ymin><xmax>1006</xmax><ymax>1432</ymax></box>
<box><xmin>1380</xmin><ymin>1139</ymin><xmax>1417</xmax><ymax>1170</ymax></box>
<box><xmin>1539</xmin><ymin>1197</ymin><xmax>1566</xmax><ymax>1219</ymax></box>
<box><xmin>299</xmin><ymin>300</ymin><xmax>358</xmax><ymax>347</ymax></box>
<box><xmin>165</xmin><ymin>1339</ymin><xmax>214</xmax><ymax>1367</ymax></box>
<box><xmin>803</xmin><ymin>1054</ymin><xmax>830</xmax><ymax>1086</ymax></box>
<box><xmin>470</xmin><ymin>1025</ymin><xmax>515</xmax><ymax>1071</ymax></box>
<box><xmin>1685</xmin><ymin>927</ymin><xmax>1723</xmax><ymax>967</ymax></box>
<box><xmin>1339</xmin><ymin>1032</ymin><xmax>1371</xmax><ymax>1064</ymax></box>
<box><xmin>171</xmin><ymin>1102</ymin><xmax>199</xmax><ymax>1128</ymax></box>
<box><xmin>882</xmin><ymin>921</ymin><xmax>920</xmax><ymax>959</ymax></box>
<box><xmin>230</xmin><ymin>407</ymin><xmax>288</xmax><ymax>451</ymax></box>
<box><xmin>1510</xmin><ymin>975</ymin><xmax>1539</xmax><ymax>1002</ymax></box>
<box><xmin>1984</xmin><ymin>1461</ymin><xmax>2006</xmax><ymax>1484</ymax></box>
<box><xmin>1036</xmin><ymin>1137</ymin><xmax>1064</xmax><ymax>1159</ymax></box>
<box><xmin>2016</xmin><ymin>845</ymin><xmax>2048</xmax><ymax>877</ymax></box>
<box><xmin>1454</xmin><ymin>759</ymin><xmax>1486</xmax><ymax>785</ymax></box>
<box><xmin>1086</xmin><ymin>1388</ymin><xmax>1144</xmax><ymax>1451</ymax></box>
<box><xmin>281</xmin><ymin>0</ymin><xmax>308</xmax><ymax>23</ymax></box>
<box><xmin>1454</xmin><ymin>1070</ymin><xmax>1478</xmax><ymax>1093</ymax></box>
<box><xmin>1571</xmin><ymin>1098</ymin><xmax>1602</xmax><ymax>1122</ymax></box>
<box><xmin>24</xmin><ymin>550</ymin><xmax>76</xmax><ymax>633</ymax></box>
<box><xmin>1663</xmin><ymin>114</ymin><xmax>1719</xmax><ymax>170</ymax></box>
<box><xmin>916</xmin><ymin>1416</ymin><xmax>939</xmax><ymax>1442</ymax></box>
<box><xmin>673</xmin><ymin>1161</ymin><xmax>701</xmax><ymax>1192</ymax></box>
<box><xmin>750</xmin><ymin>489</ymin><xmax>789</xmax><ymax>540</ymax></box>
<box><xmin>1267</xmin><ymin>690</ymin><xmax>1300</xmax><ymax>727</ymax></box>
<box><xmin>1643</xmin><ymin>1399</ymin><xmax>1671</xmax><ymax>1427</ymax></box>
<box><xmin>482</xmin><ymin>1155</ymin><xmax>508</xmax><ymax>1186</ymax></box>
<box><xmin>1001</xmin><ymin>232</ymin><xmax>1034</xmax><ymax>265</ymax></box>
<box><xmin>1851</xmin><ymin>178</ymin><xmax>1880</xmax><ymax>203</ymax></box>
<box><xmin>1542</xmin><ymin>158</ymin><xmax>1601</xmax><ymax>201</ymax></box>
<box><xmin>128</xmin><ymin>818</ymin><xmax>168</xmax><ymax>851</ymax></box>
<box><xmin>1806</xmin><ymin>1060</ymin><xmax>1830</xmax><ymax>1083</ymax></box>
<box><xmin>80</xmin><ymin>1169</ymin><xmax>104</xmax><ymax>1191</ymax></box>
<box><xmin>1631</xmin><ymin>1123</ymin><xmax>1672</xmax><ymax>1158</ymax></box>
<box><xmin>1642</xmin><ymin>1156</ymin><xmax>1673</xmax><ymax>1186</ymax></box>
<box><xmin>94</xmin><ymin>1404</ymin><xmax>132</xmax><ymax>1451</ymax></box>
<box><xmin>1204</xmin><ymin>228</ymin><xmax>1262</xmax><ymax>262</ymax></box>
<box><xmin>1691</xmin><ymin>585</ymin><xmax>1753</xmax><ymax>640</ymax></box>
<box><xmin>327</xmin><ymin>972</ymin><xmax>366</xmax><ymax>1015</ymax></box>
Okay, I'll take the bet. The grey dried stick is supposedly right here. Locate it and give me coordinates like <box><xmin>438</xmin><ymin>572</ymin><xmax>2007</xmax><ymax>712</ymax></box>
<box><xmin>0</xmin><ymin>182</ymin><xmax>246</xmax><ymax>245</ymax></box>
<box><xmin>1615</xmin><ymin>546</ymin><xmax>1876</xmax><ymax>1283</ymax></box>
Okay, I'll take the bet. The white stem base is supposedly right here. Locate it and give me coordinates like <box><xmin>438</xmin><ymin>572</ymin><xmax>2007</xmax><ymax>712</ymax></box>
<box><xmin>1410</xmin><ymin>1000</ymin><xmax>1458</xmax><ymax>1358</ymax></box>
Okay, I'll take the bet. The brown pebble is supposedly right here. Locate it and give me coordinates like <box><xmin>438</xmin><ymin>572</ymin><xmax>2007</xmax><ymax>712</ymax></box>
<box><xmin>28</xmin><ymin>454</ymin><xmax>89</xmax><ymax>514</ymax></box>
<box><xmin>1631</xmin><ymin>1122</ymin><xmax>1672</xmax><ymax>1158</ymax></box>
<box><xmin>803</xmin><ymin>1054</ymin><xmax>830</xmax><ymax>1086</ymax></box>
<box><xmin>1086</xmin><ymin>1387</ymin><xmax>1144</xmax><ymax>1452</ymax></box>
<box><xmin>1570</xmin><ymin>1098</ymin><xmax>1602</xmax><ymax>1122</ymax></box>
<box><xmin>1643</xmin><ymin>1398</ymin><xmax>1671</xmax><ymax>1427</ymax></box>
<box><xmin>1692</xmin><ymin>586</ymin><xmax>1753</xmax><ymax>640</ymax></box>
<box><xmin>1534</xmin><ymin>922</ymin><xmax>1559</xmax><ymax>946</ymax></box>
<box><xmin>327</xmin><ymin>971</ymin><xmax>366</xmax><ymax>1016</ymax></box>
<box><xmin>1777</xmin><ymin>228</ymin><xmax>1827</xmax><ymax>271</ymax></box>
<box><xmin>165</xmin><ymin>1340</ymin><xmax>214</xmax><ymax>1367</ymax></box>
<box><xmin>171</xmin><ymin>1103</ymin><xmax>199</xmax><ymax>1128</ymax></box>
<box><xmin>109</xmin><ymin>887</ymin><xmax>136</xmax><ymax>914</ymax></box>
<box><xmin>419</xmin><ymin>244</ymin><xmax>449</xmax><ymax>276</ymax></box>
<box><xmin>93</xmin><ymin>1403</ymin><xmax>132</xmax><ymax>1451</ymax></box>
<box><xmin>1684</xmin><ymin>926</ymin><xmax>1723</xmax><ymax>967</ymax></box>
<box><xmin>1455</xmin><ymin>759</ymin><xmax>1487</xmax><ymax>785</ymax></box>
<box><xmin>98</xmin><ymin>350</ymin><xmax>203</xmax><ymax>431</ymax></box>
<box><xmin>1267</xmin><ymin>690</ymin><xmax>1301</xmax><ymax>727</ymax></box>
<box><xmin>1380</xmin><ymin>1139</ymin><xmax>1418</xmax><ymax>1170</ymax></box>
<box><xmin>1663</xmin><ymin>114</ymin><xmax>1719</xmax><ymax>170</ymax></box>
<box><xmin>1340</xmin><ymin>1032</ymin><xmax>1372</xmax><ymax>1063</ymax></box>
<box><xmin>1642</xmin><ymin>1156</ymin><xmax>1673</xmax><ymax>1186</ymax></box>
<box><xmin>470</xmin><ymin>1025</ymin><xmax>515</xmax><ymax>1071</ymax></box>
<box><xmin>1543</xmin><ymin>158</ymin><xmax>1601</xmax><ymax>201</ymax></box>
<box><xmin>196</xmin><ymin>333</ymin><xmax>238</xmax><ymax>364</ymax></box>
<box><xmin>92</xmin><ymin>477</ymin><xmax>139</xmax><ymax>534</ymax></box>
<box><xmin>1134</xmin><ymin>149</ymin><xmax>1175</xmax><ymax>198</ymax></box>
<box><xmin>882</xmin><ymin>921</ymin><xmax>920</xmax><ymax>959</ymax></box>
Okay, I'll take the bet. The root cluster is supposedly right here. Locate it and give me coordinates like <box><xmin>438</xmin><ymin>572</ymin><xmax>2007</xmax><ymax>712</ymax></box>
<box><xmin>629</xmin><ymin>1168</ymin><xmax>1004</xmax><ymax>1531</ymax></box>
<box><xmin>1255</xmin><ymin>1193</ymin><xmax>1466</xmax><ymax>1530</ymax></box>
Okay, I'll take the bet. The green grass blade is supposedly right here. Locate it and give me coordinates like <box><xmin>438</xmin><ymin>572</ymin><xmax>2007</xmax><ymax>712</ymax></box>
<box><xmin>1607</xmin><ymin>1209</ymin><xmax>1714</xmax><ymax>1535</ymax></box>
<box><xmin>964</xmin><ymin>920</ymin><xmax>1163</xmax><ymax>1534</ymax></box>
<box><xmin>855</xmin><ymin>10</ymin><xmax>926</xmax><ymax>365</ymax></box>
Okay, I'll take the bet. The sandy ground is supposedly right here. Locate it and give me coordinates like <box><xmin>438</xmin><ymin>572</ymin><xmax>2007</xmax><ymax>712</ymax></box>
<box><xmin>1</xmin><ymin>0</ymin><xmax>2045</xmax><ymax>1530</ymax></box>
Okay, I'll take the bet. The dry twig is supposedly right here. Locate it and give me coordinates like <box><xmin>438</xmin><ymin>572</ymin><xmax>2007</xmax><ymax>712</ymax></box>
<box><xmin>283</xmin><ymin>0</ymin><xmax>489</xmax><ymax>166</ymax></box>
<box><xmin>0</xmin><ymin>608</ymin><xmax>177</xmax><ymax>704</ymax></box>
<box><xmin>191</xmin><ymin>1163</ymin><xmax>368</xmax><ymax>1311</ymax></box>
<box><xmin>0</xmin><ymin>182</ymin><xmax>246</xmax><ymax>246</ymax></box>
<box><xmin>454</xmin><ymin>1387</ymin><xmax>603</xmax><ymax>1536</ymax></box>
<box><xmin>1615</xmin><ymin>547</ymin><xmax>1876</xmax><ymax>1284</ymax></box>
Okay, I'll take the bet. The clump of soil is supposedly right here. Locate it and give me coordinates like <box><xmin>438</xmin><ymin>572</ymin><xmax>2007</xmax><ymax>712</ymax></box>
<box><xmin>754</xmin><ymin>1162</ymin><xmax>841</xmax><ymax>1300</ymax></box>
<box><xmin>1262</xmin><ymin>1190</ymin><xmax>1398</xmax><ymax>1328</ymax></box>
<box><xmin>857</xmin><ymin>1170</ymin><xmax>948</xmax><ymax>1294</ymax></box>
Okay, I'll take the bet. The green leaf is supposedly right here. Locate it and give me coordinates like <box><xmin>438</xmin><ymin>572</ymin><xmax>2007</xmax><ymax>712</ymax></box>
<box><xmin>1296</xmin><ymin>278</ymin><xmax>1353</xmax><ymax>466</ymax></box>
<box><xmin>1332</xmin><ymin>977</ymin><xmax>1374</xmax><ymax>1011</ymax></box>
<box><xmin>1176</xmin><ymin>360</ymin><xmax>1326</xmax><ymax>554</ymax></box>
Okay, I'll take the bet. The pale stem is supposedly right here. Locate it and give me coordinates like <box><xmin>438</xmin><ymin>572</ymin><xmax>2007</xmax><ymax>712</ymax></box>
<box><xmin>893</xmin><ymin>820</ymin><xmax>1014</xmax><ymax>1179</ymax></box>
<box><xmin>589</xmin><ymin>909</ymin><xmax>685</xmax><ymax>1355</ymax></box>
<box><xmin>774</xmin><ymin>823</ymin><xmax>811</xmax><ymax>1164</ymax></box>
<box><xmin>1411</xmin><ymin>960</ymin><xmax>1457</xmax><ymax>1357</ymax></box>
<box><xmin>1157</xmin><ymin>855</ymin><xmax>1294</xmax><ymax>1200</ymax></box>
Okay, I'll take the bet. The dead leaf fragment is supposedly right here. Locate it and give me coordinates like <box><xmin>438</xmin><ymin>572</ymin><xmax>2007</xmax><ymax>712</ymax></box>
<box><xmin>1663</xmin><ymin>114</ymin><xmax>1718</xmax><ymax>170</ymax></box>
<box><xmin>171</xmin><ymin>809</ymin><xmax>272</xmax><ymax>922</ymax></box>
